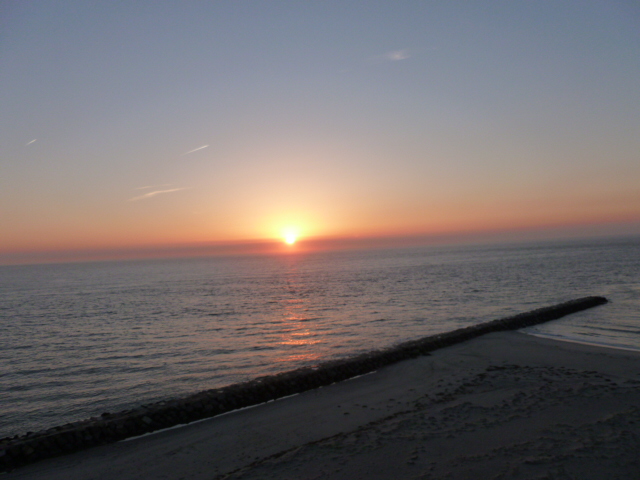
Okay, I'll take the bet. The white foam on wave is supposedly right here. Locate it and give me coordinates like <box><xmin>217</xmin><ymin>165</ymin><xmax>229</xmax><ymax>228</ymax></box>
<box><xmin>522</xmin><ymin>330</ymin><xmax>640</xmax><ymax>353</ymax></box>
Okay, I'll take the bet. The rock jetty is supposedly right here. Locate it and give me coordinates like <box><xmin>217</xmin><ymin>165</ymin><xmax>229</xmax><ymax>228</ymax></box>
<box><xmin>0</xmin><ymin>296</ymin><xmax>607</xmax><ymax>472</ymax></box>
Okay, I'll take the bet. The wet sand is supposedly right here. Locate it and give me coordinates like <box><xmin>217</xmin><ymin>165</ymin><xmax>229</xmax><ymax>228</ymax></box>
<box><xmin>6</xmin><ymin>331</ymin><xmax>640</xmax><ymax>479</ymax></box>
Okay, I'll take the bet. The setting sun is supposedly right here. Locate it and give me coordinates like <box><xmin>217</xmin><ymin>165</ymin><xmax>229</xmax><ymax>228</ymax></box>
<box><xmin>283</xmin><ymin>228</ymin><xmax>300</xmax><ymax>245</ymax></box>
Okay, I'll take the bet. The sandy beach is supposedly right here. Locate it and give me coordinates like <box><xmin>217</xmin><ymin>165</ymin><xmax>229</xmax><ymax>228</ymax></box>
<box><xmin>6</xmin><ymin>331</ymin><xmax>640</xmax><ymax>480</ymax></box>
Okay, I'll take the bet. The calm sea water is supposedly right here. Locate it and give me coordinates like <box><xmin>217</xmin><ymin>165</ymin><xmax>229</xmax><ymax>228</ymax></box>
<box><xmin>1</xmin><ymin>237</ymin><xmax>639</xmax><ymax>438</ymax></box>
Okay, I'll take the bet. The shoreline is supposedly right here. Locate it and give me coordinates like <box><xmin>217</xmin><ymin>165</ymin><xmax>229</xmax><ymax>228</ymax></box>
<box><xmin>523</xmin><ymin>330</ymin><xmax>640</xmax><ymax>353</ymax></box>
<box><xmin>0</xmin><ymin>296</ymin><xmax>606</xmax><ymax>472</ymax></box>
<box><xmin>122</xmin><ymin>332</ymin><xmax>640</xmax><ymax>444</ymax></box>
<box><xmin>5</xmin><ymin>328</ymin><xmax>640</xmax><ymax>479</ymax></box>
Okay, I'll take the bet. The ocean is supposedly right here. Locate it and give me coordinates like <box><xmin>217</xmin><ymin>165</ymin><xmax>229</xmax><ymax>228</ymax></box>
<box><xmin>1</xmin><ymin>236</ymin><xmax>639</xmax><ymax>438</ymax></box>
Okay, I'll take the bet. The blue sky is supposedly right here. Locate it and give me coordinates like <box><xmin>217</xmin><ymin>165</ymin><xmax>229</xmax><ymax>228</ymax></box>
<box><xmin>1</xmin><ymin>1</ymin><xmax>639</xmax><ymax>263</ymax></box>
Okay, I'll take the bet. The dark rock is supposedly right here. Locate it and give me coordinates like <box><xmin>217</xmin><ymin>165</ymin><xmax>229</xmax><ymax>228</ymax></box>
<box><xmin>0</xmin><ymin>296</ymin><xmax>607</xmax><ymax>473</ymax></box>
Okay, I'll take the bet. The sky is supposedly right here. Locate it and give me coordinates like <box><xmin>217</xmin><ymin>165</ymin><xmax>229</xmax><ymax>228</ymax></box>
<box><xmin>1</xmin><ymin>1</ymin><xmax>639</xmax><ymax>264</ymax></box>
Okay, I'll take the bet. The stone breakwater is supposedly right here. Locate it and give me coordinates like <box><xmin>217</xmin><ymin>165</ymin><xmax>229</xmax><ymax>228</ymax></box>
<box><xmin>0</xmin><ymin>296</ymin><xmax>607</xmax><ymax>472</ymax></box>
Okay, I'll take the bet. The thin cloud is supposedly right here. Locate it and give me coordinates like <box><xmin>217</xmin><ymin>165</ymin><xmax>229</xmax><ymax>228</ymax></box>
<box><xmin>25</xmin><ymin>139</ymin><xmax>37</xmax><ymax>146</ymax></box>
<box><xmin>181</xmin><ymin>145</ymin><xmax>209</xmax><ymax>156</ymax></box>
<box><xmin>368</xmin><ymin>49</ymin><xmax>411</xmax><ymax>65</ymax></box>
<box><xmin>128</xmin><ymin>188</ymin><xmax>189</xmax><ymax>202</ymax></box>
<box><xmin>135</xmin><ymin>184</ymin><xmax>173</xmax><ymax>190</ymax></box>
<box><xmin>384</xmin><ymin>50</ymin><xmax>410</xmax><ymax>61</ymax></box>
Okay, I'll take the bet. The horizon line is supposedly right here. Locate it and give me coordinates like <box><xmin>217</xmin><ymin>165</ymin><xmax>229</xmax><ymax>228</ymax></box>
<box><xmin>1</xmin><ymin>221</ymin><xmax>639</xmax><ymax>266</ymax></box>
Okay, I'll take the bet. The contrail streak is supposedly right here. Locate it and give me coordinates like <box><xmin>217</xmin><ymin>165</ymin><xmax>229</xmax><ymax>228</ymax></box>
<box><xmin>181</xmin><ymin>145</ymin><xmax>209</xmax><ymax>156</ymax></box>
<box><xmin>128</xmin><ymin>188</ymin><xmax>188</xmax><ymax>202</ymax></box>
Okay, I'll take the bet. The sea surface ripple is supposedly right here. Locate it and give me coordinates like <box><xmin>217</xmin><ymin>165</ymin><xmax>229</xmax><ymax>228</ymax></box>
<box><xmin>1</xmin><ymin>237</ymin><xmax>638</xmax><ymax>438</ymax></box>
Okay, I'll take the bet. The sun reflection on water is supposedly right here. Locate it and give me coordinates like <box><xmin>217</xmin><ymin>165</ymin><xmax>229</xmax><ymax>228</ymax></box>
<box><xmin>273</xmin><ymin>267</ymin><xmax>323</xmax><ymax>364</ymax></box>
